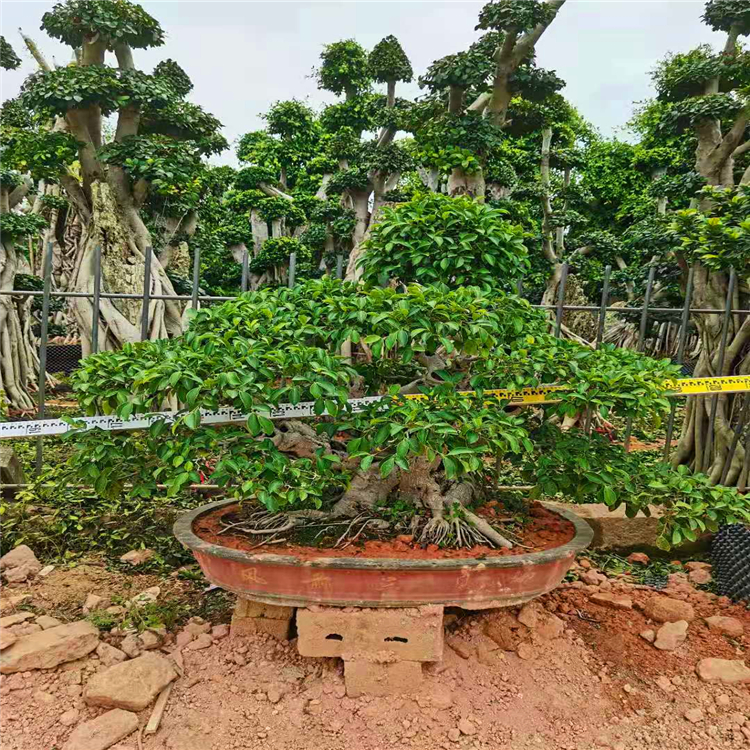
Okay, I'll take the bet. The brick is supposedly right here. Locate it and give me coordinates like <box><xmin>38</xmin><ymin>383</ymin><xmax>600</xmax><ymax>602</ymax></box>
<box><xmin>234</xmin><ymin>598</ymin><xmax>295</xmax><ymax>621</ymax></box>
<box><xmin>297</xmin><ymin>604</ymin><xmax>443</xmax><ymax>663</ymax></box>
<box><xmin>344</xmin><ymin>659</ymin><xmax>423</xmax><ymax>697</ymax></box>
<box><xmin>230</xmin><ymin>615</ymin><xmax>291</xmax><ymax>640</ymax></box>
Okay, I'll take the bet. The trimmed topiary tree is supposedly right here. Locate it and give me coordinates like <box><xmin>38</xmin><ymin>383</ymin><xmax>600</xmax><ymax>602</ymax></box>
<box><xmin>14</xmin><ymin>0</ymin><xmax>226</xmax><ymax>366</ymax></box>
<box><xmin>62</xmin><ymin>277</ymin><xmax>739</xmax><ymax>552</ymax></box>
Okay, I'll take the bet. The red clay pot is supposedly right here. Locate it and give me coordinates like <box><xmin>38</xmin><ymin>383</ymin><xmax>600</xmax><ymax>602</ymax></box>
<box><xmin>175</xmin><ymin>499</ymin><xmax>593</xmax><ymax>609</ymax></box>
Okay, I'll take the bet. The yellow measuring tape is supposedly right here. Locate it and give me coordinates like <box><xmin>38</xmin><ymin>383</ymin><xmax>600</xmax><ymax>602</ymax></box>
<box><xmin>402</xmin><ymin>375</ymin><xmax>750</xmax><ymax>406</ymax></box>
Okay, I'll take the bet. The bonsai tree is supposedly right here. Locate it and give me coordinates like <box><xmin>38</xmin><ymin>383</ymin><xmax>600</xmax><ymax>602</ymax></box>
<box><xmin>62</xmin><ymin>276</ymin><xmax>736</xmax><ymax>552</ymax></box>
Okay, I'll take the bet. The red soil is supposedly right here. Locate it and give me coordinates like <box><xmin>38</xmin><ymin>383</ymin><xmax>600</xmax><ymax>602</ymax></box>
<box><xmin>194</xmin><ymin>501</ymin><xmax>575</xmax><ymax>560</ymax></box>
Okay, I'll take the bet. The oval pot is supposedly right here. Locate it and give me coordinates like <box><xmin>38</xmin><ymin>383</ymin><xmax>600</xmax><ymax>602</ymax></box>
<box><xmin>174</xmin><ymin>499</ymin><xmax>593</xmax><ymax>609</ymax></box>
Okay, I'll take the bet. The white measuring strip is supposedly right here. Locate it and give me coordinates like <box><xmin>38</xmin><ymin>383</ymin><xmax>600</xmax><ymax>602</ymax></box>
<box><xmin>0</xmin><ymin>397</ymin><xmax>384</xmax><ymax>439</ymax></box>
<box><xmin>3</xmin><ymin>375</ymin><xmax>750</xmax><ymax>440</ymax></box>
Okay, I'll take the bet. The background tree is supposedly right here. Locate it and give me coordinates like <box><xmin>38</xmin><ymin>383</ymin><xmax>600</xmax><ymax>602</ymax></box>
<box><xmin>17</xmin><ymin>0</ymin><xmax>226</xmax><ymax>359</ymax></box>
<box><xmin>645</xmin><ymin>0</ymin><xmax>750</xmax><ymax>485</ymax></box>
<box><xmin>1</xmin><ymin>39</ymin><xmax>79</xmax><ymax>410</ymax></box>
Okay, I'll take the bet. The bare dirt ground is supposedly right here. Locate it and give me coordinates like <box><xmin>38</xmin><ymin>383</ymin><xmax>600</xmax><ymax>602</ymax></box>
<box><xmin>2</xmin><ymin>560</ymin><xmax>750</xmax><ymax>750</ymax></box>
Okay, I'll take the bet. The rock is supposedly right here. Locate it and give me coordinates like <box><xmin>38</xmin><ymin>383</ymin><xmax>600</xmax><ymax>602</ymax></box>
<box><xmin>642</xmin><ymin>596</ymin><xmax>695</xmax><ymax>623</ymax></box>
<box><xmin>705</xmin><ymin>616</ymin><xmax>744</xmax><ymax>638</ymax></box>
<box><xmin>140</xmin><ymin>629</ymin><xmax>162</xmax><ymax>650</ymax></box>
<box><xmin>175</xmin><ymin>630</ymin><xmax>195</xmax><ymax>648</ymax></box>
<box><xmin>183</xmin><ymin>620</ymin><xmax>211</xmax><ymax>637</ymax></box>
<box><xmin>0</xmin><ymin>629</ymin><xmax>18</xmax><ymax>650</ymax></box>
<box><xmin>96</xmin><ymin>642</ymin><xmax>127</xmax><ymax>667</ymax></box>
<box><xmin>0</xmin><ymin>446</ymin><xmax>24</xmax><ymax>488</ymax></box>
<box><xmin>0</xmin><ymin>620</ymin><xmax>99</xmax><ymax>674</ymax></box>
<box><xmin>119</xmin><ymin>549</ymin><xmax>155</xmax><ymax>566</ymax></box>
<box><xmin>517</xmin><ymin>602</ymin><xmax>544</xmax><ymax>628</ymax></box>
<box><xmin>10</xmin><ymin>622</ymin><xmax>42</xmax><ymax>636</ymax></box>
<box><xmin>120</xmin><ymin>634</ymin><xmax>142</xmax><ymax>659</ymax></box>
<box><xmin>688</xmin><ymin>569</ymin><xmax>712</xmax><ymax>585</ymax></box>
<box><xmin>716</xmin><ymin>694</ymin><xmax>731</xmax><ymax>708</ymax></box>
<box><xmin>128</xmin><ymin>587</ymin><xmax>160</xmax><ymax>608</ymax></box>
<box><xmin>0</xmin><ymin>594</ymin><xmax>31</xmax><ymax>613</ymax></box>
<box><xmin>105</xmin><ymin>606</ymin><xmax>125</xmax><ymax>617</ymax></box>
<box><xmin>211</xmin><ymin>624</ymin><xmax>229</xmax><ymax>640</ymax></box>
<box><xmin>185</xmin><ymin>633</ymin><xmax>213</xmax><ymax>651</ymax></box>
<box><xmin>3</xmin><ymin>565</ymin><xmax>37</xmax><ymax>583</ymax></box>
<box><xmin>696</xmin><ymin>659</ymin><xmax>750</xmax><ymax>684</ymax></box>
<box><xmin>426</xmin><ymin>684</ymin><xmax>453</xmax><ymax>709</ymax></box>
<box><xmin>589</xmin><ymin>593</ymin><xmax>633</xmax><ymax>610</ymax></box>
<box><xmin>483</xmin><ymin>620</ymin><xmax>519</xmax><ymax>651</ymax></box>
<box><xmin>36</xmin><ymin>615</ymin><xmax>63</xmax><ymax>630</ymax></box>
<box><xmin>458</xmin><ymin>718</ymin><xmax>477</xmax><ymax>736</ymax></box>
<box><xmin>0</xmin><ymin>611</ymin><xmax>35</xmax><ymax>628</ymax></box>
<box><xmin>654</xmin><ymin>620</ymin><xmax>688</xmax><ymax>651</ymax></box>
<box><xmin>38</xmin><ymin>565</ymin><xmax>55</xmax><ymax>577</ymax></box>
<box><xmin>535</xmin><ymin>613</ymin><xmax>564</xmax><ymax>641</ymax></box>
<box><xmin>627</xmin><ymin>553</ymin><xmax>649</xmax><ymax>565</ymax></box>
<box><xmin>83</xmin><ymin>594</ymin><xmax>110</xmax><ymax>614</ymax></box>
<box><xmin>0</xmin><ymin>545</ymin><xmax>41</xmax><ymax>575</ymax></box>
<box><xmin>59</xmin><ymin>708</ymin><xmax>79</xmax><ymax>727</ymax></box>
<box><xmin>655</xmin><ymin>676</ymin><xmax>674</xmax><ymax>692</ymax></box>
<box><xmin>84</xmin><ymin>652</ymin><xmax>178</xmax><ymax>711</ymax></box>
<box><xmin>640</xmin><ymin>630</ymin><xmax>655</xmax><ymax>643</ymax></box>
<box><xmin>446</xmin><ymin>637</ymin><xmax>474</xmax><ymax>660</ymax></box>
<box><xmin>447</xmin><ymin>728</ymin><xmax>461</xmax><ymax>742</ymax></box>
<box><xmin>62</xmin><ymin>708</ymin><xmax>138</xmax><ymax>750</ymax></box>
<box><xmin>545</xmin><ymin>501</ymin><xmax>665</xmax><ymax>551</ymax></box>
<box><xmin>517</xmin><ymin>602</ymin><xmax>563</xmax><ymax>640</ymax></box>
<box><xmin>516</xmin><ymin>642</ymin><xmax>536</xmax><ymax>660</ymax></box>
<box><xmin>684</xmin><ymin>708</ymin><xmax>704</xmax><ymax>724</ymax></box>
<box><xmin>685</xmin><ymin>561</ymin><xmax>711</xmax><ymax>572</ymax></box>
<box><xmin>580</xmin><ymin>571</ymin><xmax>607</xmax><ymax>586</ymax></box>
<box><xmin>267</xmin><ymin>683</ymin><xmax>286</xmax><ymax>704</ymax></box>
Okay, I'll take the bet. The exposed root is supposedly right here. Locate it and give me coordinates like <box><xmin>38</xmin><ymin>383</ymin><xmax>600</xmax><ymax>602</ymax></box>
<box><xmin>458</xmin><ymin>507</ymin><xmax>514</xmax><ymax>549</ymax></box>
<box><xmin>443</xmin><ymin>483</ymin><xmax>514</xmax><ymax>549</ymax></box>
<box><xmin>419</xmin><ymin>516</ymin><xmax>450</xmax><ymax>546</ymax></box>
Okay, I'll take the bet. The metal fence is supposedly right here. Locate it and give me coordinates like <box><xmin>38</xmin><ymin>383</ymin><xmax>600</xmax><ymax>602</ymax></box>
<box><xmin>1</xmin><ymin>242</ymin><xmax>748</xmax><ymax>488</ymax></box>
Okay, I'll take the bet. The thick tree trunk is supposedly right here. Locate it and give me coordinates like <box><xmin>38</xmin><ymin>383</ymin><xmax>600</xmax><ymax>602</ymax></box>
<box><xmin>343</xmin><ymin>189</ymin><xmax>373</xmax><ymax>281</ymax></box>
<box><xmin>670</xmin><ymin>26</ymin><xmax>750</xmax><ymax>486</ymax></box>
<box><xmin>68</xmin><ymin>182</ymin><xmax>182</xmax><ymax>356</ymax></box>
<box><xmin>672</xmin><ymin>266</ymin><xmax>750</xmax><ymax>485</ymax></box>
<box><xmin>0</xmin><ymin>237</ymin><xmax>39</xmax><ymax>411</ymax></box>
<box><xmin>447</xmin><ymin>168</ymin><xmax>485</xmax><ymax>199</ymax></box>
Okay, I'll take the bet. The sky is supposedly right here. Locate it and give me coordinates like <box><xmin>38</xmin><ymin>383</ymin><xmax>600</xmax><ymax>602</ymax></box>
<box><xmin>0</xmin><ymin>1</ymin><xmax>727</xmax><ymax>166</ymax></box>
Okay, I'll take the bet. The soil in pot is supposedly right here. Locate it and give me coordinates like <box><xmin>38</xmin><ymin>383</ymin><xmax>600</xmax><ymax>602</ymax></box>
<box><xmin>194</xmin><ymin>499</ymin><xmax>575</xmax><ymax>560</ymax></box>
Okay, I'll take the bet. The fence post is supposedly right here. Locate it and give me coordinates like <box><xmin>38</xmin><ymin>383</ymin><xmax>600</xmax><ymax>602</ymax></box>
<box><xmin>191</xmin><ymin>244</ymin><xmax>201</xmax><ymax>310</ymax></box>
<box><xmin>35</xmin><ymin>241</ymin><xmax>54</xmax><ymax>475</ymax></box>
<box><xmin>241</xmin><ymin>246</ymin><xmax>249</xmax><ymax>293</ymax></box>
<box><xmin>140</xmin><ymin>246</ymin><xmax>153</xmax><ymax>342</ymax></box>
<box><xmin>288</xmin><ymin>252</ymin><xmax>297</xmax><ymax>288</ymax></box>
<box><xmin>554</xmin><ymin>263</ymin><xmax>569</xmax><ymax>338</ymax></box>
<box><xmin>624</xmin><ymin>265</ymin><xmax>657</xmax><ymax>451</ymax></box>
<box><xmin>703</xmin><ymin>267</ymin><xmax>737</xmax><ymax>468</ymax></box>
<box><xmin>336</xmin><ymin>254</ymin><xmax>344</xmax><ymax>280</ymax></box>
<box><xmin>663</xmin><ymin>266</ymin><xmax>695</xmax><ymax>461</ymax></box>
<box><xmin>585</xmin><ymin>264</ymin><xmax>612</xmax><ymax>434</ymax></box>
<box><xmin>91</xmin><ymin>244</ymin><xmax>102</xmax><ymax>355</ymax></box>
